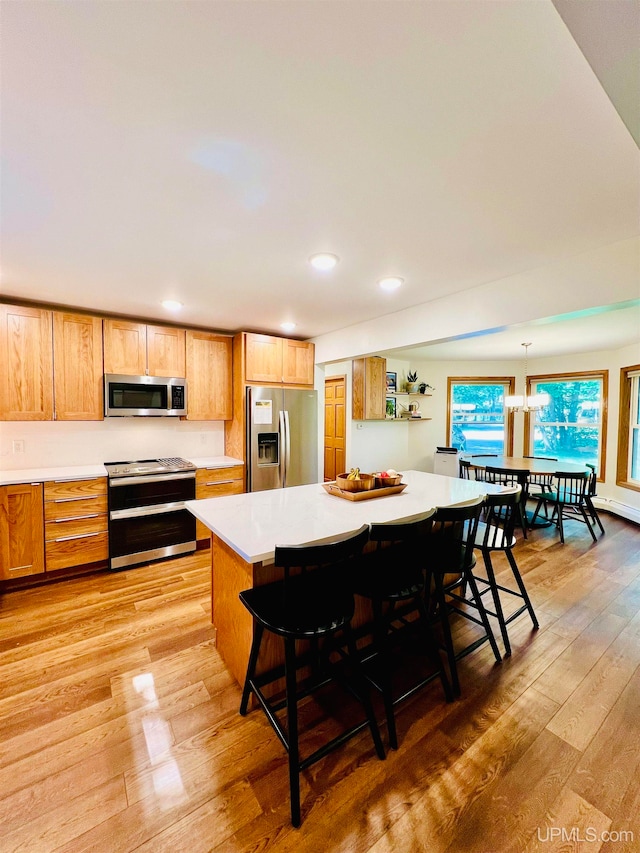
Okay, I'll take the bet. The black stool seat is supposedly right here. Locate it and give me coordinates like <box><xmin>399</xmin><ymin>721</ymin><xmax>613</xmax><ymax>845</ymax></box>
<box><xmin>240</xmin><ymin>569</ymin><xmax>354</xmax><ymax>638</ymax></box>
<box><xmin>239</xmin><ymin>524</ymin><xmax>385</xmax><ymax>827</ymax></box>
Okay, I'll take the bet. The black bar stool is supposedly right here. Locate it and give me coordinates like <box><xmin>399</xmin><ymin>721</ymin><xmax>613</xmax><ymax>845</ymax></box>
<box><xmin>239</xmin><ymin>524</ymin><xmax>385</xmax><ymax>827</ymax></box>
<box><xmin>424</xmin><ymin>498</ymin><xmax>502</xmax><ymax>696</ymax></box>
<box><xmin>484</xmin><ymin>465</ymin><xmax>530</xmax><ymax>538</ymax></box>
<box><xmin>352</xmin><ymin>510</ymin><xmax>453</xmax><ymax>749</ymax></box>
<box><xmin>473</xmin><ymin>487</ymin><xmax>539</xmax><ymax>656</ymax></box>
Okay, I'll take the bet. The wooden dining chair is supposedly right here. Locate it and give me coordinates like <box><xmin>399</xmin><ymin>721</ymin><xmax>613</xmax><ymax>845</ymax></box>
<box><xmin>530</xmin><ymin>471</ymin><xmax>596</xmax><ymax>544</ymax></box>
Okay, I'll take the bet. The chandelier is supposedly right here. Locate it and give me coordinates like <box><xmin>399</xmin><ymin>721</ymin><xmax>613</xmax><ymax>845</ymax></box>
<box><xmin>504</xmin><ymin>342</ymin><xmax>550</xmax><ymax>413</ymax></box>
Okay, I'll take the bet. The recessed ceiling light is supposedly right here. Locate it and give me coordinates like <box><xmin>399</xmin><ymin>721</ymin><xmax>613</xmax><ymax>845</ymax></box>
<box><xmin>161</xmin><ymin>299</ymin><xmax>183</xmax><ymax>311</ymax></box>
<box><xmin>309</xmin><ymin>253</ymin><xmax>339</xmax><ymax>271</ymax></box>
<box><xmin>379</xmin><ymin>277</ymin><xmax>403</xmax><ymax>292</ymax></box>
<box><xmin>280</xmin><ymin>322</ymin><xmax>297</xmax><ymax>333</ymax></box>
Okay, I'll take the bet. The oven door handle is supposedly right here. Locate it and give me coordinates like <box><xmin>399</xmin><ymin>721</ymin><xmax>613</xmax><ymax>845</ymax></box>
<box><xmin>110</xmin><ymin>501</ymin><xmax>189</xmax><ymax>520</ymax></box>
<box><xmin>109</xmin><ymin>472</ymin><xmax>195</xmax><ymax>487</ymax></box>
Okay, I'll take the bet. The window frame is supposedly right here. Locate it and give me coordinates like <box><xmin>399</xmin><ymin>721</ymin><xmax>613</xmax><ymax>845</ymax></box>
<box><xmin>524</xmin><ymin>369</ymin><xmax>608</xmax><ymax>481</ymax></box>
<box><xmin>616</xmin><ymin>364</ymin><xmax>640</xmax><ymax>493</ymax></box>
<box><xmin>447</xmin><ymin>376</ymin><xmax>515</xmax><ymax>456</ymax></box>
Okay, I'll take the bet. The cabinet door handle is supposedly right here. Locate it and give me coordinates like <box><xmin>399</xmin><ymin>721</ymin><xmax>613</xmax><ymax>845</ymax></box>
<box><xmin>53</xmin><ymin>531</ymin><xmax>102</xmax><ymax>543</ymax></box>
<box><xmin>205</xmin><ymin>479</ymin><xmax>234</xmax><ymax>486</ymax></box>
<box><xmin>53</xmin><ymin>495</ymin><xmax>99</xmax><ymax>503</ymax></box>
<box><xmin>54</xmin><ymin>514</ymin><xmax>100</xmax><ymax>523</ymax></box>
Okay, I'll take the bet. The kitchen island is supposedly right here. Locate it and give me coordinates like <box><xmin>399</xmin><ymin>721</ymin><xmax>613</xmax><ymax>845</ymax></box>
<box><xmin>187</xmin><ymin>470</ymin><xmax>503</xmax><ymax>685</ymax></box>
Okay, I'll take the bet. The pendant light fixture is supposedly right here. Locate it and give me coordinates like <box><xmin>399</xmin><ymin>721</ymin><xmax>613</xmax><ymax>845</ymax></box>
<box><xmin>504</xmin><ymin>342</ymin><xmax>550</xmax><ymax>412</ymax></box>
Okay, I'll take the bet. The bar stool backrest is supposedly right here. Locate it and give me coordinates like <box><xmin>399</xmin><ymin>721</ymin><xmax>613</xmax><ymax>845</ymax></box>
<box><xmin>274</xmin><ymin>524</ymin><xmax>370</xmax><ymax>581</ymax></box>
<box><xmin>480</xmin><ymin>486</ymin><xmax>521</xmax><ymax>551</ymax></box>
<box><xmin>485</xmin><ymin>466</ymin><xmax>529</xmax><ymax>500</ymax></box>
<box><xmin>427</xmin><ymin>497</ymin><xmax>484</xmax><ymax>574</ymax></box>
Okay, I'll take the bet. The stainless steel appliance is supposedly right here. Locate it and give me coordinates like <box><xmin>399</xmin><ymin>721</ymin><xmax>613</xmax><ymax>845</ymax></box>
<box><xmin>105</xmin><ymin>457</ymin><xmax>196</xmax><ymax>569</ymax></box>
<box><xmin>246</xmin><ymin>386</ymin><xmax>318</xmax><ymax>492</ymax></box>
<box><xmin>104</xmin><ymin>374</ymin><xmax>187</xmax><ymax>417</ymax></box>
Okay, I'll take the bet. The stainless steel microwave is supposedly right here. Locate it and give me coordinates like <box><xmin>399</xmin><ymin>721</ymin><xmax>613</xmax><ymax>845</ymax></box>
<box><xmin>104</xmin><ymin>374</ymin><xmax>187</xmax><ymax>417</ymax></box>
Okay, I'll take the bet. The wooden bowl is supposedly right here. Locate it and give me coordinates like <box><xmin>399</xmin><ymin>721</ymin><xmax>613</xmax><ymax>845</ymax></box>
<box><xmin>375</xmin><ymin>474</ymin><xmax>403</xmax><ymax>488</ymax></box>
<box><xmin>336</xmin><ymin>472</ymin><xmax>376</xmax><ymax>492</ymax></box>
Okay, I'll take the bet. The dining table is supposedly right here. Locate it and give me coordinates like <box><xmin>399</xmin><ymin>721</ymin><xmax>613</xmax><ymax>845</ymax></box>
<box><xmin>459</xmin><ymin>455</ymin><xmax>589</xmax><ymax>476</ymax></box>
<box><xmin>460</xmin><ymin>455</ymin><xmax>590</xmax><ymax>529</ymax></box>
<box><xmin>186</xmin><ymin>469</ymin><xmax>504</xmax><ymax>686</ymax></box>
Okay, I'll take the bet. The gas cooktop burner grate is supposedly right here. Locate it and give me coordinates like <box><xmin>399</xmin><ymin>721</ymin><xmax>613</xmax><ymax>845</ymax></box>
<box><xmin>104</xmin><ymin>457</ymin><xmax>196</xmax><ymax>478</ymax></box>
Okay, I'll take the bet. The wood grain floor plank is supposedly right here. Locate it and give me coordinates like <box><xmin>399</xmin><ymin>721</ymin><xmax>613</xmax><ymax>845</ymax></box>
<box><xmin>568</xmin><ymin>666</ymin><xmax>640</xmax><ymax>819</ymax></box>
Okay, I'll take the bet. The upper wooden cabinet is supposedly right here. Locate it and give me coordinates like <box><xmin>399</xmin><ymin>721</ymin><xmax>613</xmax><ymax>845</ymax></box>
<box><xmin>244</xmin><ymin>333</ymin><xmax>315</xmax><ymax>386</ymax></box>
<box><xmin>0</xmin><ymin>483</ymin><xmax>45</xmax><ymax>581</ymax></box>
<box><xmin>0</xmin><ymin>304</ymin><xmax>53</xmax><ymax>420</ymax></box>
<box><xmin>185</xmin><ymin>330</ymin><xmax>233</xmax><ymax>420</ymax></box>
<box><xmin>53</xmin><ymin>312</ymin><xmax>103</xmax><ymax>420</ymax></box>
<box><xmin>103</xmin><ymin>319</ymin><xmax>185</xmax><ymax>377</ymax></box>
<box><xmin>352</xmin><ymin>356</ymin><xmax>386</xmax><ymax>420</ymax></box>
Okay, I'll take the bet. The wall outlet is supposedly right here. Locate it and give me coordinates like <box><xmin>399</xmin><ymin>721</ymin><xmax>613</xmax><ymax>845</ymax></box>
<box><xmin>13</xmin><ymin>439</ymin><xmax>25</xmax><ymax>453</ymax></box>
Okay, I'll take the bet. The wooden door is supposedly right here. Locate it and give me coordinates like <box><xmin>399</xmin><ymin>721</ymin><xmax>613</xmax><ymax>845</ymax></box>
<box><xmin>324</xmin><ymin>376</ymin><xmax>346</xmax><ymax>481</ymax></box>
<box><xmin>0</xmin><ymin>304</ymin><xmax>53</xmax><ymax>420</ymax></box>
<box><xmin>103</xmin><ymin>319</ymin><xmax>147</xmax><ymax>375</ymax></box>
<box><xmin>244</xmin><ymin>334</ymin><xmax>283</xmax><ymax>383</ymax></box>
<box><xmin>185</xmin><ymin>330</ymin><xmax>233</xmax><ymax>420</ymax></box>
<box><xmin>0</xmin><ymin>483</ymin><xmax>45</xmax><ymax>580</ymax></box>
<box><xmin>352</xmin><ymin>356</ymin><xmax>386</xmax><ymax>420</ymax></box>
<box><xmin>282</xmin><ymin>339</ymin><xmax>315</xmax><ymax>386</ymax></box>
<box><xmin>53</xmin><ymin>312</ymin><xmax>103</xmax><ymax>420</ymax></box>
<box><xmin>147</xmin><ymin>324</ymin><xmax>186</xmax><ymax>377</ymax></box>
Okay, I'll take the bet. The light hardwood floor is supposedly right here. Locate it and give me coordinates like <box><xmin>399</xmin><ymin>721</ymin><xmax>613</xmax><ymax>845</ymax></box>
<box><xmin>1</xmin><ymin>513</ymin><xmax>639</xmax><ymax>852</ymax></box>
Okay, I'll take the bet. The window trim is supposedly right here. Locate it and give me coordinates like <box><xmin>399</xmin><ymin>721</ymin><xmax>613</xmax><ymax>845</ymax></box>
<box><xmin>616</xmin><ymin>363</ymin><xmax>640</xmax><ymax>493</ymax></box>
<box><xmin>524</xmin><ymin>369</ymin><xmax>608</xmax><ymax>481</ymax></box>
<box><xmin>447</xmin><ymin>376</ymin><xmax>515</xmax><ymax>456</ymax></box>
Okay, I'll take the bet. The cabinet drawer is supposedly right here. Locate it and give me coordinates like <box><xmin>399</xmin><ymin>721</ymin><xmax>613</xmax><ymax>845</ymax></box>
<box><xmin>196</xmin><ymin>479</ymin><xmax>244</xmax><ymax>500</ymax></box>
<box><xmin>44</xmin><ymin>494</ymin><xmax>108</xmax><ymax>521</ymax></box>
<box><xmin>44</xmin><ymin>478</ymin><xmax>107</xmax><ymax>501</ymax></box>
<box><xmin>45</xmin><ymin>514</ymin><xmax>107</xmax><ymax>541</ymax></box>
<box><xmin>196</xmin><ymin>466</ymin><xmax>244</xmax><ymax>487</ymax></box>
<box><xmin>45</xmin><ymin>531</ymin><xmax>109</xmax><ymax>571</ymax></box>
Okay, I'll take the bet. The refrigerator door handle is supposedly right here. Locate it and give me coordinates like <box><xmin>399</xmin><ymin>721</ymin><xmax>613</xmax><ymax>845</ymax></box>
<box><xmin>279</xmin><ymin>409</ymin><xmax>287</xmax><ymax>487</ymax></box>
<box><xmin>284</xmin><ymin>410</ymin><xmax>291</xmax><ymax>487</ymax></box>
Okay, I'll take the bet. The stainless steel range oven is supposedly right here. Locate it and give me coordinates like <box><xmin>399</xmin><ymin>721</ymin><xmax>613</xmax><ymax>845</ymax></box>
<box><xmin>105</xmin><ymin>457</ymin><xmax>196</xmax><ymax>570</ymax></box>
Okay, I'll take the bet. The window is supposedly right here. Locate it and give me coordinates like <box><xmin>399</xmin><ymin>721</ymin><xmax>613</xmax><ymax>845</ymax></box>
<box><xmin>526</xmin><ymin>371</ymin><xmax>608</xmax><ymax>478</ymax></box>
<box><xmin>447</xmin><ymin>377</ymin><xmax>515</xmax><ymax>454</ymax></box>
<box><xmin>617</xmin><ymin>364</ymin><xmax>640</xmax><ymax>492</ymax></box>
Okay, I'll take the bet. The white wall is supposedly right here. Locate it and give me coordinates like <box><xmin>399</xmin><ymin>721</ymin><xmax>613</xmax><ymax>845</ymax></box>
<box><xmin>0</xmin><ymin>419</ymin><xmax>225</xmax><ymax>470</ymax></box>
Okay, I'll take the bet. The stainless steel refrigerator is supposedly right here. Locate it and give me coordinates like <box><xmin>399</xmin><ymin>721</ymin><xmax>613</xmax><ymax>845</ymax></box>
<box><xmin>246</xmin><ymin>386</ymin><xmax>318</xmax><ymax>491</ymax></box>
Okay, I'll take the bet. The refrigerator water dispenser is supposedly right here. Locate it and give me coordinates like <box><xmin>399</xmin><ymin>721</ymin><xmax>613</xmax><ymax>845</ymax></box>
<box><xmin>257</xmin><ymin>432</ymin><xmax>279</xmax><ymax>465</ymax></box>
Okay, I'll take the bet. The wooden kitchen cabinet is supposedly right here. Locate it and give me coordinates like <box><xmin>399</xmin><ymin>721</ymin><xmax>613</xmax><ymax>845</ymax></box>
<box><xmin>352</xmin><ymin>356</ymin><xmax>386</xmax><ymax>420</ymax></box>
<box><xmin>103</xmin><ymin>319</ymin><xmax>185</xmax><ymax>377</ymax></box>
<box><xmin>185</xmin><ymin>330</ymin><xmax>233</xmax><ymax>420</ymax></box>
<box><xmin>244</xmin><ymin>333</ymin><xmax>315</xmax><ymax>386</ymax></box>
<box><xmin>0</xmin><ymin>304</ymin><xmax>53</xmax><ymax>420</ymax></box>
<box><xmin>194</xmin><ymin>464</ymin><xmax>244</xmax><ymax>541</ymax></box>
<box><xmin>0</xmin><ymin>483</ymin><xmax>45</xmax><ymax>580</ymax></box>
<box><xmin>53</xmin><ymin>311</ymin><xmax>104</xmax><ymax>420</ymax></box>
<box><xmin>44</xmin><ymin>478</ymin><xmax>108</xmax><ymax>572</ymax></box>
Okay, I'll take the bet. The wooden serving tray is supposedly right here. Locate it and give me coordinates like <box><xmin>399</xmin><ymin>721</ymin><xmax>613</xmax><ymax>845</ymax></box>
<box><xmin>323</xmin><ymin>482</ymin><xmax>407</xmax><ymax>501</ymax></box>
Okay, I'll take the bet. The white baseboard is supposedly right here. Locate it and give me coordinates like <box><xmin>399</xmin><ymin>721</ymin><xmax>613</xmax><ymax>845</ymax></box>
<box><xmin>593</xmin><ymin>497</ymin><xmax>640</xmax><ymax>526</ymax></box>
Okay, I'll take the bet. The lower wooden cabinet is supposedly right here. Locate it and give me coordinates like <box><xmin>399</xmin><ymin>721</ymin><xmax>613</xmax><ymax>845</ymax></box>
<box><xmin>0</xmin><ymin>483</ymin><xmax>45</xmax><ymax>580</ymax></box>
<box><xmin>195</xmin><ymin>465</ymin><xmax>244</xmax><ymax>541</ymax></box>
<box><xmin>44</xmin><ymin>478</ymin><xmax>108</xmax><ymax>571</ymax></box>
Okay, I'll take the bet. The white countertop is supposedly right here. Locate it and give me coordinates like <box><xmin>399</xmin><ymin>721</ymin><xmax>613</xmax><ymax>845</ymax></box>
<box><xmin>0</xmin><ymin>455</ymin><xmax>244</xmax><ymax>486</ymax></box>
<box><xmin>186</xmin><ymin>469</ymin><xmax>503</xmax><ymax>564</ymax></box>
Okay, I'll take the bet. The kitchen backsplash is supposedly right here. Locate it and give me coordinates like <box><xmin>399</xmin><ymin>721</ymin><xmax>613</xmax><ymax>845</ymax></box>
<box><xmin>0</xmin><ymin>419</ymin><xmax>225</xmax><ymax>470</ymax></box>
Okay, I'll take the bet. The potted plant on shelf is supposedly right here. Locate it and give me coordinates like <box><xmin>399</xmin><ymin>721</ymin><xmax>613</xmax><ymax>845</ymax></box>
<box><xmin>406</xmin><ymin>371</ymin><xmax>419</xmax><ymax>394</ymax></box>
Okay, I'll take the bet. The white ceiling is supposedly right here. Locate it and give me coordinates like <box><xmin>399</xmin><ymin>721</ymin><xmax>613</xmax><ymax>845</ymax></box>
<box><xmin>1</xmin><ymin>1</ymin><xmax>639</xmax><ymax>358</ymax></box>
